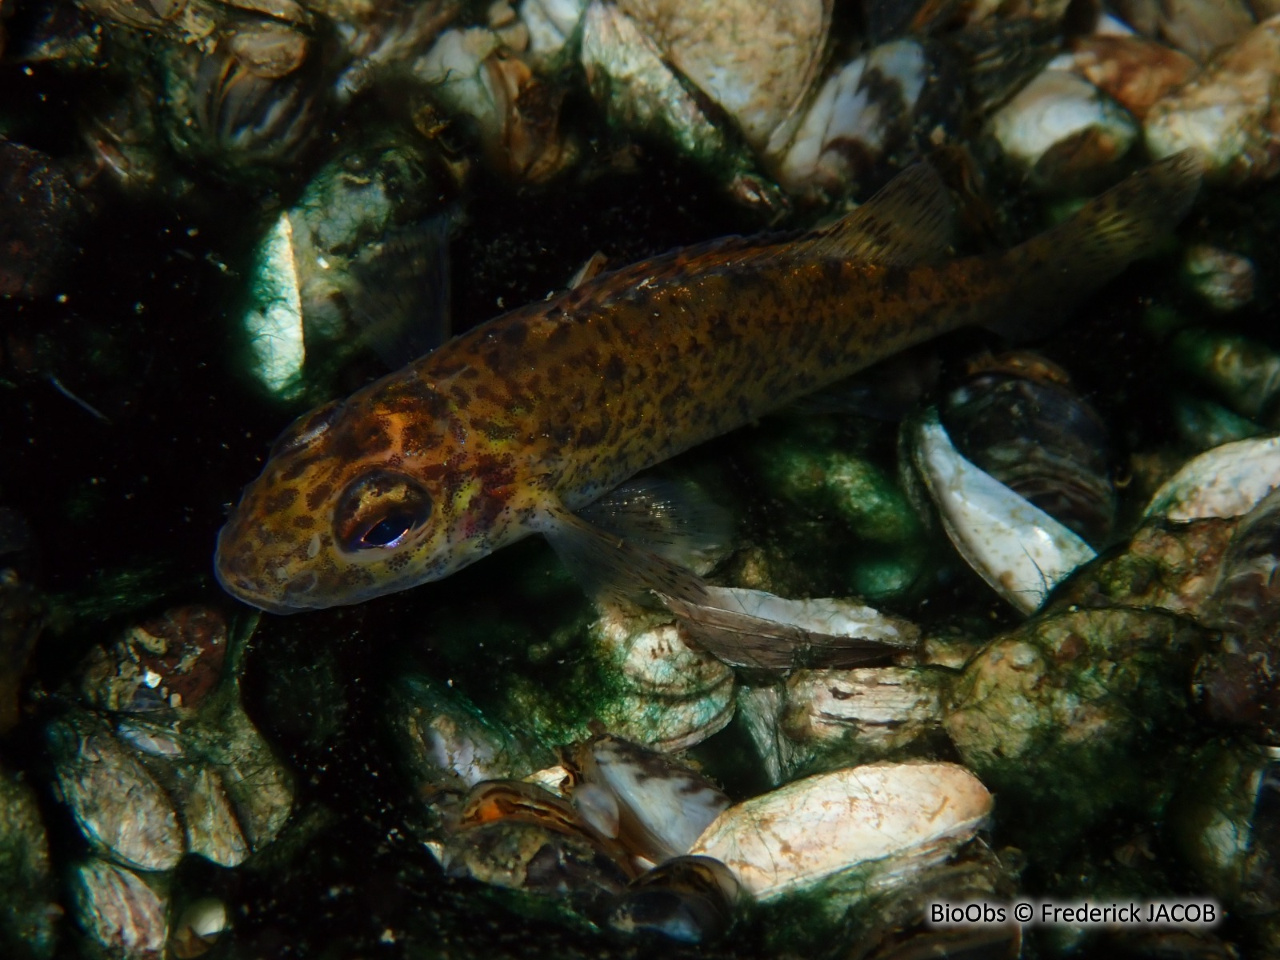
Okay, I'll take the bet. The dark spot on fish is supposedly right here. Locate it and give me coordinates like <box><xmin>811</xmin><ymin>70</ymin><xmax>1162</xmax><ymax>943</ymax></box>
<box><xmin>882</xmin><ymin>265</ymin><xmax>910</xmax><ymax>295</ymax></box>
<box><xmin>279</xmin><ymin>456</ymin><xmax>314</xmax><ymax>483</ymax></box>
<box><xmin>475</xmin><ymin>454</ymin><xmax>517</xmax><ymax>490</ymax></box>
<box><xmin>547</xmin><ymin>323</ymin><xmax>572</xmax><ymax>348</ymax></box>
<box><xmin>603</xmin><ymin>355</ymin><xmax>625</xmax><ymax>384</ymax></box>
<box><xmin>381</xmin><ymin>378</ymin><xmax>450</xmax><ymax>418</ymax></box>
<box><xmin>293</xmin><ymin>514</ymin><xmax>315</xmax><ymax>530</ymax></box>
<box><xmin>306</xmin><ymin>482</ymin><xmax>333</xmax><ymax>511</ymax></box>
<box><xmin>475</xmin><ymin>418</ymin><xmax>516</xmax><ymax>441</ymax></box>
<box><xmin>501</xmin><ymin>323</ymin><xmax>529</xmax><ymax>350</ymax></box>
<box><xmin>401</xmin><ymin>419</ymin><xmax>439</xmax><ymax>454</ymax></box>
<box><xmin>262</xmin><ymin>488</ymin><xmax>298</xmax><ymax>514</ymax></box>
<box><xmin>576</xmin><ymin>414</ymin><xmax>610</xmax><ymax>448</ymax></box>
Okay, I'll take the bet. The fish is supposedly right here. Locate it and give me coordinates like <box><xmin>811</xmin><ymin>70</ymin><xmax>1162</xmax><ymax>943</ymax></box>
<box><xmin>215</xmin><ymin>152</ymin><xmax>1202</xmax><ymax>614</ymax></box>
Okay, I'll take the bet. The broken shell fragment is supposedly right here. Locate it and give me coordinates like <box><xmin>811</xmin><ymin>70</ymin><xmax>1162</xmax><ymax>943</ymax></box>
<box><xmin>913</xmin><ymin>412</ymin><xmax>1097</xmax><ymax>614</ymax></box>
<box><xmin>688</xmin><ymin>761</ymin><xmax>991</xmax><ymax>901</ymax></box>
<box><xmin>773</xmin><ymin>38</ymin><xmax>944</xmax><ymax>199</ymax></box>
<box><xmin>662</xmin><ymin>586</ymin><xmax>920</xmax><ymax>671</ymax></box>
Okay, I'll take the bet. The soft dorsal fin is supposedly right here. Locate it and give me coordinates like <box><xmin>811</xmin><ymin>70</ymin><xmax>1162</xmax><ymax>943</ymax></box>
<box><xmin>802</xmin><ymin>163</ymin><xmax>956</xmax><ymax>264</ymax></box>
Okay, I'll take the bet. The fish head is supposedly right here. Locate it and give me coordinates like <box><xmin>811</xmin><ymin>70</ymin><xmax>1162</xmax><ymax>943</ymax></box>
<box><xmin>215</xmin><ymin>373</ymin><xmax>524</xmax><ymax>613</ymax></box>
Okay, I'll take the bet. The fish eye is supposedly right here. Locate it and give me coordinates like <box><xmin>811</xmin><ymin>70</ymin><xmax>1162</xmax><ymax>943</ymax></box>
<box><xmin>334</xmin><ymin>470</ymin><xmax>433</xmax><ymax>553</ymax></box>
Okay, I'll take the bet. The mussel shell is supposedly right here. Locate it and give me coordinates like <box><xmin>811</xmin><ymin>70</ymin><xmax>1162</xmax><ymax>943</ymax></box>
<box><xmin>1209</xmin><ymin>485</ymin><xmax>1280</xmax><ymax>634</ymax></box>
<box><xmin>50</xmin><ymin>713</ymin><xmax>185</xmax><ymax>872</ymax></box>
<box><xmin>71</xmin><ymin>858</ymin><xmax>169</xmax><ymax>957</ymax></box>
<box><xmin>445</xmin><ymin>781</ymin><xmax>636</xmax><ymax>908</ymax></box>
<box><xmin>568</xmin><ymin>734</ymin><xmax>730</xmax><ymax>864</ymax></box>
<box><xmin>607</xmin><ymin>855</ymin><xmax>742</xmax><ymax>943</ymax></box>
<box><xmin>941</xmin><ymin>352</ymin><xmax>1117</xmax><ymax>544</ymax></box>
<box><xmin>162</xmin><ymin>32</ymin><xmax>328</xmax><ymax>173</ymax></box>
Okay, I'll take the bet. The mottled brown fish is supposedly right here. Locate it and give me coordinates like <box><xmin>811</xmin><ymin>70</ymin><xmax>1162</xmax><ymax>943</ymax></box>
<box><xmin>215</xmin><ymin>153</ymin><xmax>1201</xmax><ymax>613</ymax></box>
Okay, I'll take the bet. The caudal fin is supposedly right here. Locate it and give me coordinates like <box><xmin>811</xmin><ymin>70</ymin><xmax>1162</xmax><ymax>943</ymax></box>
<box><xmin>987</xmin><ymin>149</ymin><xmax>1202</xmax><ymax>339</ymax></box>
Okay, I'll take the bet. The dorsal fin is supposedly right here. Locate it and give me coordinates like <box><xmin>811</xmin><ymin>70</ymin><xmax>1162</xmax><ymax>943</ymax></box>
<box><xmin>802</xmin><ymin>163</ymin><xmax>956</xmax><ymax>264</ymax></box>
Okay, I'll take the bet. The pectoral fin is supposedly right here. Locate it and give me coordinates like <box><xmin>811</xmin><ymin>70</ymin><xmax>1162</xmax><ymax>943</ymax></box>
<box><xmin>577</xmin><ymin>478</ymin><xmax>734</xmax><ymax>576</ymax></box>
<box><xmin>535</xmin><ymin>503</ymin><xmax>710</xmax><ymax>608</ymax></box>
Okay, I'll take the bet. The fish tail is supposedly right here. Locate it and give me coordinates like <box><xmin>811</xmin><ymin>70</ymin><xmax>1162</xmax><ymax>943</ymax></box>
<box><xmin>985</xmin><ymin>149</ymin><xmax>1202</xmax><ymax>340</ymax></box>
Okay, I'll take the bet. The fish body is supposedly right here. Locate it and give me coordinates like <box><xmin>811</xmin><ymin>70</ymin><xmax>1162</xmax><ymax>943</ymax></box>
<box><xmin>215</xmin><ymin>154</ymin><xmax>1201</xmax><ymax>613</ymax></box>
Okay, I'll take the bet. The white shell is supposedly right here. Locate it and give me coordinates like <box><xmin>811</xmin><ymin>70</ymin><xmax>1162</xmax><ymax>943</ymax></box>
<box><xmin>170</xmin><ymin>897</ymin><xmax>229</xmax><ymax>959</ymax></box>
<box><xmin>989</xmin><ymin>68</ymin><xmax>1138</xmax><ymax>176</ymax></box>
<box><xmin>243</xmin><ymin>213</ymin><xmax>305</xmax><ymax>399</ymax></box>
<box><xmin>914</xmin><ymin>415</ymin><xmax>1096</xmax><ymax>614</ymax></box>
<box><xmin>520</xmin><ymin>0</ymin><xmax>587</xmax><ymax>59</ymax></box>
<box><xmin>1145</xmin><ymin>16</ymin><xmax>1280</xmax><ymax>183</ymax></box>
<box><xmin>1144</xmin><ymin>436</ymin><xmax>1280</xmax><ymax>521</ymax></box>
<box><xmin>616</xmin><ymin>0</ymin><xmax>830</xmax><ymax>151</ymax></box>
<box><xmin>579</xmin><ymin>1</ymin><xmax>716</xmax><ymax>152</ymax></box>
<box><xmin>579</xmin><ymin>735</ymin><xmax>731</xmax><ymax>861</ymax></box>
<box><xmin>773</xmin><ymin>39</ymin><xmax>928</xmax><ymax>194</ymax></box>
<box><xmin>688</xmin><ymin>761</ymin><xmax>991</xmax><ymax>901</ymax></box>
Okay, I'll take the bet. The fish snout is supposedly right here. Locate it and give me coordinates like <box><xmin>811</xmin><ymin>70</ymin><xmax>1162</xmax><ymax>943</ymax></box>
<box><xmin>213</xmin><ymin>521</ymin><xmax>314</xmax><ymax>614</ymax></box>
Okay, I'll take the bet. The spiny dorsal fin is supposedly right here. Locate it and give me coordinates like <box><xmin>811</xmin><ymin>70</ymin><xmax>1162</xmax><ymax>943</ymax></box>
<box><xmin>803</xmin><ymin>163</ymin><xmax>956</xmax><ymax>264</ymax></box>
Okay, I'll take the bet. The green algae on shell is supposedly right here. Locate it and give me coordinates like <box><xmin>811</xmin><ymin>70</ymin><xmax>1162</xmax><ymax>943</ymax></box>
<box><xmin>945</xmin><ymin>606</ymin><xmax>1203</xmax><ymax>849</ymax></box>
